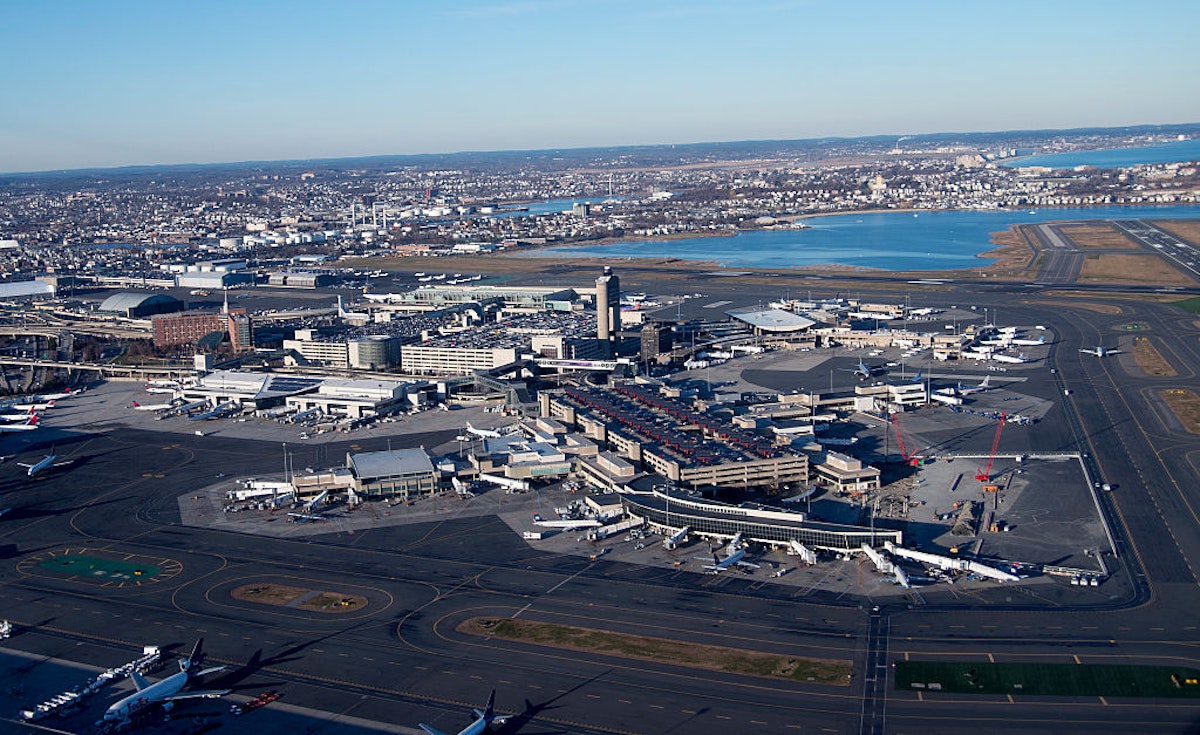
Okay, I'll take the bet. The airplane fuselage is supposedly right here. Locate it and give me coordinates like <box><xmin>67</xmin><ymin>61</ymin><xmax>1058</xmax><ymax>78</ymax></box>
<box><xmin>104</xmin><ymin>671</ymin><xmax>187</xmax><ymax>723</ymax></box>
<box><xmin>25</xmin><ymin>455</ymin><xmax>56</xmax><ymax>477</ymax></box>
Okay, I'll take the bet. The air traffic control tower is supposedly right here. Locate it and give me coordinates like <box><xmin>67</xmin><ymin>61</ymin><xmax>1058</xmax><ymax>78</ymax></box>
<box><xmin>595</xmin><ymin>266</ymin><xmax>620</xmax><ymax>354</ymax></box>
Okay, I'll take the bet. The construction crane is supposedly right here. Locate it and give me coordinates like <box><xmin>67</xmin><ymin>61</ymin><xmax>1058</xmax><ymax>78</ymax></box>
<box><xmin>975</xmin><ymin>412</ymin><xmax>1007</xmax><ymax>483</ymax></box>
<box><xmin>889</xmin><ymin>412</ymin><xmax>922</xmax><ymax>467</ymax></box>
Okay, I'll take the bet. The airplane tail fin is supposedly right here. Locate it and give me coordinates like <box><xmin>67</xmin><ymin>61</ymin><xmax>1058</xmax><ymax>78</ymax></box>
<box><xmin>483</xmin><ymin>689</ymin><xmax>495</xmax><ymax>721</ymax></box>
<box><xmin>184</xmin><ymin>638</ymin><xmax>206</xmax><ymax>674</ymax></box>
<box><xmin>132</xmin><ymin>401</ymin><xmax>139</xmax><ymax>408</ymax></box>
<box><xmin>130</xmin><ymin>671</ymin><xmax>151</xmax><ymax>692</ymax></box>
<box><xmin>981</xmin><ymin>376</ymin><xmax>990</xmax><ymax>387</ymax></box>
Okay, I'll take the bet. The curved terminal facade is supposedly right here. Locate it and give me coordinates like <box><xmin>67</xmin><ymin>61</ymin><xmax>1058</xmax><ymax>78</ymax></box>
<box><xmin>620</xmin><ymin>487</ymin><xmax>900</xmax><ymax>552</ymax></box>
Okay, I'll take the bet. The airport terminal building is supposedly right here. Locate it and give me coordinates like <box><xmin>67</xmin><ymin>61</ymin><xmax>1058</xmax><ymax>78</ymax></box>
<box><xmin>620</xmin><ymin>485</ymin><xmax>901</xmax><ymax>552</ymax></box>
<box><xmin>347</xmin><ymin>449</ymin><xmax>438</xmax><ymax>499</ymax></box>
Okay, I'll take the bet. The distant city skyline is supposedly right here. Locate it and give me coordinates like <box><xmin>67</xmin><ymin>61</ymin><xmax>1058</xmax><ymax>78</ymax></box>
<box><xmin>2</xmin><ymin>0</ymin><xmax>1198</xmax><ymax>174</ymax></box>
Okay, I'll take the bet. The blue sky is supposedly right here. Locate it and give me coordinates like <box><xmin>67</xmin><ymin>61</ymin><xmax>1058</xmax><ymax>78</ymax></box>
<box><xmin>2</xmin><ymin>0</ymin><xmax>1197</xmax><ymax>173</ymax></box>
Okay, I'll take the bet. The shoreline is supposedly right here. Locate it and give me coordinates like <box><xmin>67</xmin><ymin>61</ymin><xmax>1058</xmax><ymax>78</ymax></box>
<box><xmin>346</xmin><ymin>205</ymin><xmax>1199</xmax><ymax>282</ymax></box>
<box><xmin>498</xmin><ymin>205</ymin><xmax>1197</xmax><ymax>274</ymax></box>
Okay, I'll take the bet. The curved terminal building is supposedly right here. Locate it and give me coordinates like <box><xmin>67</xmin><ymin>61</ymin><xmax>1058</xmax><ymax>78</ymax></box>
<box><xmin>619</xmin><ymin>486</ymin><xmax>900</xmax><ymax>552</ymax></box>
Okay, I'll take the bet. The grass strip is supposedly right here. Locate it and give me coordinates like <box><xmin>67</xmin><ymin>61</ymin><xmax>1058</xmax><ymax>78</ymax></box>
<box><xmin>895</xmin><ymin>661</ymin><xmax>1200</xmax><ymax>698</ymax></box>
<box><xmin>459</xmin><ymin>617</ymin><xmax>852</xmax><ymax>686</ymax></box>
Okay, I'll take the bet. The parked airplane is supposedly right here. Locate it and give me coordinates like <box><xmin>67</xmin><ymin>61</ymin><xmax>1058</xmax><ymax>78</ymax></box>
<box><xmin>0</xmin><ymin>407</ymin><xmax>36</xmax><ymax>422</ymax></box>
<box><xmin>18</xmin><ymin>453</ymin><xmax>71</xmax><ymax>477</ymax></box>
<box><xmin>697</xmin><ymin>533</ymin><xmax>760</xmax><ymax>573</ymax></box>
<box><xmin>132</xmin><ymin>401</ymin><xmax>174</xmax><ymax>412</ymax></box>
<box><xmin>663</xmin><ymin>526</ymin><xmax>690</xmax><ymax>550</ymax></box>
<box><xmin>1080</xmin><ymin>345</ymin><xmax>1119</xmax><ymax>357</ymax></box>
<box><xmin>1011</xmin><ymin>334</ymin><xmax>1048</xmax><ymax>346</ymax></box>
<box><xmin>991</xmin><ymin>352</ymin><xmax>1027</xmax><ymax>365</ymax></box>
<box><xmin>100</xmin><ymin>639</ymin><xmax>229</xmax><ymax>727</ymax></box>
<box><xmin>189</xmin><ymin>401</ymin><xmax>239</xmax><ymax>421</ymax></box>
<box><xmin>451</xmin><ymin>477</ymin><xmax>475</xmax><ymax>498</ymax></box>
<box><xmin>361</xmin><ymin>292</ymin><xmax>407</xmax><ymax>303</ymax></box>
<box><xmin>0</xmin><ymin>416</ymin><xmax>38</xmax><ymax>433</ymax></box>
<box><xmin>288</xmin><ymin>490</ymin><xmax>330</xmax><ymax>522</ymax></box>
<box><xmin>12</xmin><ymin>400</ymin><xmax>56</xmax><ymax>411</ymax></box>
<box><xmin>532</xmin><ymin>513</ymin><xmax>601</xmax><ymax>531</ymax></box>
<box><xmin>465</xmin><ymin>422</ymin><xmax>502</xmax><ymax>439</ymax></box>
<box><xmin>419</xmin><ymin>690</ymin><xmax>505</xmax><ymax>735</ymax></box>
<box><xmin>844</xmin><ymin>359</ymin><xmax>883</xmax><ymax>380</ymax></box>
<box><xmin>956</xmin><ymin>376</ymin><xmax>992</xmax><ymax>396</ymax></box>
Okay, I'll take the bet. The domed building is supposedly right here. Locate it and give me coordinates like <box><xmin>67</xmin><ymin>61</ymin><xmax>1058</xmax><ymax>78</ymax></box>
<box><xmin>97</xmin><ymin>292</ymin><xmax>184</xmax><ymax>318</ymax></box>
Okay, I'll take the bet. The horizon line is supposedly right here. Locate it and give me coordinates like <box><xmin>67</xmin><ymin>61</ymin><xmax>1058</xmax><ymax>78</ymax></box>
<box><xmin>3</xmin><ymin>121</ymin><xmax>1199</xmax><ymax>179</ymax></box>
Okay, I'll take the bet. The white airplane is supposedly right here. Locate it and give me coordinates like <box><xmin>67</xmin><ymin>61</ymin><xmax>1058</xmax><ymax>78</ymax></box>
<box><xmin>361</xmin><ymin>292</ymin><xmax>407</xmax><ymax>303</ymax></box>
<box><xmin>697</xmin><ymin>533</ymin><xmax>760</xmax><ymax>574</ymax></box>
<box><xmin>451</xmin><ymin>477</ymin><xmax>475</xmax><ymax>497</ymax></box>
<box><xmin>288</xmin><ymin>490</ymin><xmax>330</xmax><ymax>522</ymax></box>
<box><xmin>465</xmin><ymin>422</ymin><xmax>502</xmax><ymax>439</ymax></box>
<box><xmin>979</xmin><ymin>336</ymin><xmax>1013</xmax><ymax>347</ymax></box>
<box><xmin>12</xmin><ymin>400</ymin><xmax>56</xmax><ymax>411</ymax></box>
<box><xmin>287</xmin><ymin>407</ymin><xmax>323</xmax><ymax>424</ymax></box>
<box><xmin>991</xmin><ymin>352</ymin><xmax>1027</xmax><ymax>365</ymax></box>
<box><xmin>99</xmin><ymin>639</ymin><xmax>229</xmax><ymax>728</ymax></box>
<box><xmin>419</xmin><ymin>690</ymin><xmax>505</xmax><ymax>735</ymax></box>
<box><xmin>132</xmin><ymin>401</ymin><xmax>174</xmax><ymax>412</ymax></box>
<box><xmin>845</xmin><ymin>359</ymin><xmax>883</xmax><ymax>380</ymax></box>
<box><xmin>663</xmin><ymin>526</ymin><xmax>690</xmax><ymax>550</ymax></box>
<box><xmin>0</xmin><ymin>407</ymin><xmax>36</xmax><ymax>422</ymax></box>
<box><xmin>18</xmin><ymin>453</ymin><xmax>72</xmax><ymax>477</ymax></box>
<box><xmin>1010</xmin><ymin>335</ymin><xmax>1048</xmax><ymax>346</ymax></box>
<box><xmin>1080</xmin><ymin>345</ymin><xmax>1119</xmax><ymax>357</ymax></box>
<box><xmin>956</xmin><ymin>376</ymin><xmax>992</xmax><ymax>396</ymax></box>
<box><xmin>532</xmin><ymin>513</ymin><xmax>601</xmax><ymax>531</ymax></box>
<box><xmin>189</xmin><ymin>401</ymin><xmax>239</xmax><ymax>421</ymax></box>
<box><xmin>0</xmin><ymin>416</ymin><xmax>38</xmax><ymax>433</ymax></box>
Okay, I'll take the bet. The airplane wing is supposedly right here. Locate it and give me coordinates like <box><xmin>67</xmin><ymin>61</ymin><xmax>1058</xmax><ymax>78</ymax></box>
<box><xmin>15</xmin><ymin>463</ymin><xmax>32</xmax><ymax>469</ymax></box>
<box><xmin>162</xmin><ymin>688</ymin><xmax>232</xmax><ymax>701</ymax></box>
<box><xmin>418</xmin><ymin>725</ymin><xmax>449</xmax><ymax>735</ymax></box>
<box><xmin>736</xmin><ymin>561</ymin><xmax>762</xmax><ymax>569</ymax></box>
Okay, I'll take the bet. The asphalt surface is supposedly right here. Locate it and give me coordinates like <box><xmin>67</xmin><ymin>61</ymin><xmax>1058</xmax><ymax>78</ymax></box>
<box><xmin>3</xmin><ymin>258</ymin><xmax>1200</xmax><ymax>733</ymax></box>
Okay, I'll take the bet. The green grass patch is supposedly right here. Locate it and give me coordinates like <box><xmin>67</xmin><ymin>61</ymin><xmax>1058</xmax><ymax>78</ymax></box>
<box><xmin>895</xmin><ymin>661</ymin><xmax>1200</xmax><ymax>698</ymax></box>
<box><xmin>1172</xmin><ymin>296</ymin><xmax>1200</xmax><ymax>314</ymax></box>
<box><xmin>37</xmin><ymin>554</ymin><xmax>160</xmax><ymax>581</ymax></box>
<box><xmin>460</xmin><ymin>617</ymin><xmax>851</xmax><ymax>686</ymax></box>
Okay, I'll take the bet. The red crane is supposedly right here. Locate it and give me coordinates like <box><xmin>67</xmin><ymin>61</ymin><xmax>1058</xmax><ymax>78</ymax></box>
<box><xmin>889</xmin><ymin>412</ymin><xmax>921</xmax><ymax>466</ymax></box>
<box><xmin>975</xmin><ymin>412</ymin><xmax>1007</xmax><ymax>482</ymax></box>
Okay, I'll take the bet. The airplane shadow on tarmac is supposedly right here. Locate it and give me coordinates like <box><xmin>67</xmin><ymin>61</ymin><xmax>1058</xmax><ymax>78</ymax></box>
<box><xmin>205</xmin><ymin>623</ymin><xmax>373</xmax><ymax>693</ymax></box>
<box><xmin>498</xmin><ymin>670</ymin><xmax>619</xmax><ymax>735</ymax></box>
